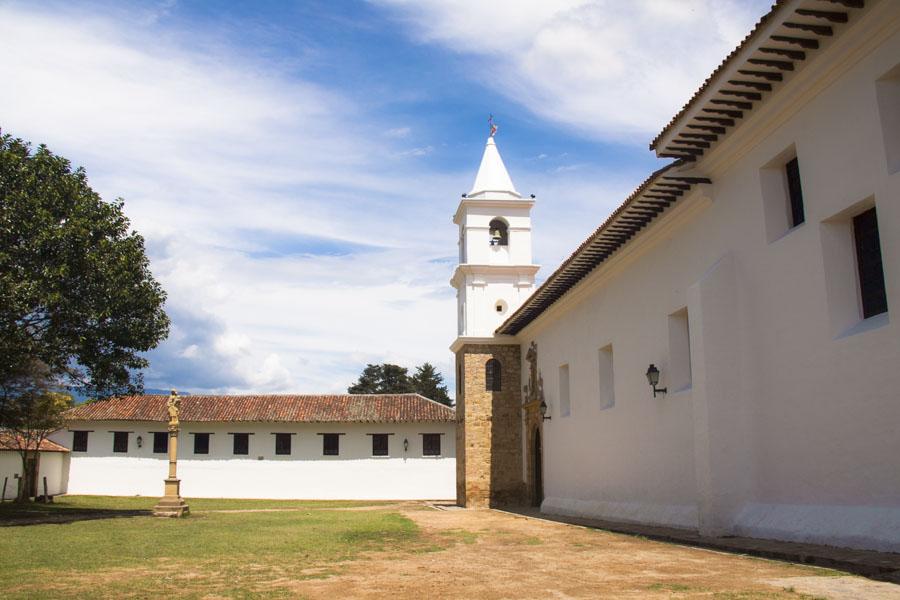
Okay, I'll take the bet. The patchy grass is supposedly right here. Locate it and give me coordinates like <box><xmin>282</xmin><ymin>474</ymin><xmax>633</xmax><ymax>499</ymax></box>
<box><xmin>439</xmin><ymin>528</ymin><xmax>479</xmax><ymax>545</ymax></box>
<box><xmin>0</xmin><ymin>496</ymin><xmax>421</xmax><ymax>599</ymax></box>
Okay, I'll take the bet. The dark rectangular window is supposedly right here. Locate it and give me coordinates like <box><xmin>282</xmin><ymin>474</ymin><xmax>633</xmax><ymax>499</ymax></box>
<box><xmin>193</xmin><ymin>433</ymin><xmax>210</xmax><ymax>455</ymax></box>
<box><xmin>323</xmin><ymin>433</ymin><xmax>340</xmax><ymax>456</ymax></box>
<box><xmin>233</xmin><ymin>433</ymin><xmax>249</xmax><ymax>456</ymax></box>
<box><xmin>785</xmin><ymin>157</ymin><xmax>805</xmax><ymax>227</ymax></box>
<box><xmin>72</xmin><ymin>431</ymin><xmax>88</xmax><ymax>452</ymax></box>
<box><xmin>854</xmin><ymin>207</ymin><xmax>888</xmax><ymax>318</ymax></box>
<box><xmin>112</xmin><ymin>432</ymin><xmax>128</xmax><ymax>453</ymax></box>
<box><xmin>275</xmin><ymin>433</ymin><xmax>292</xmax><ymax>455</ymax></box>
<box><xmin>372</xmin><ymin>434</ymin><xmax>388</xmax><ymax>457</ymax></box>
<box><xmin>152</xmin><ymin>432</ymin><xmax>168</xmax><ymax>454</ymax></box>
<box><xmin>422</xmin><ymin>433</ymin><xmax>441</xmax><ymax>457</ymax></box>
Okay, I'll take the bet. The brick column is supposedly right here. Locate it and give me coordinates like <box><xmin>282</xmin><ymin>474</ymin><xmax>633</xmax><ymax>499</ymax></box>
<box><xmin>455</xmin><ymin>343</ymin><xmax>524</xmax><ymax>507</ymax></box>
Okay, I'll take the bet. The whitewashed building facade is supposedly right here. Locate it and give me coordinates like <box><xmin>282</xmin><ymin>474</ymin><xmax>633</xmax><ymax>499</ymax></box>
<box><xmin>454</xmin><ymin>0</ymin><xmax>900</xmax><ymax>554</ymax></box>
<box><xmin>0</xmin><ymin>434</ymin><xmax>70</xmax><ymax>500</ymax></box>
<box><xmin>51</xmin><ymin>394</ymin><xmax>455</xmax><ymax>500</ymax></box>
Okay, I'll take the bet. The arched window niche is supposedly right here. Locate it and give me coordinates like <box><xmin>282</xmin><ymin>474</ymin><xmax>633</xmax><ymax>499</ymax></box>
<box><xmin>485</xmin><ymin>358</ymin><xmax>502</xmax><ymax>392</ymax></box>
<box><xmin>489</xmin><ymin>218</ymin><xmax>509</xmax><ymax>247</ymax></box>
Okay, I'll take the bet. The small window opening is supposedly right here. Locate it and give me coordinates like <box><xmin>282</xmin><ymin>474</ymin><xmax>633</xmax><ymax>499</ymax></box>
<box><xmin>785</xmin><ymin>157</ymin><xmax>805</xmax><ymax>228</ymax></box>
<box><xmin>559</xmin><ymin>364</ymin><xmax>571</xmax><ymax>417</ymax></box>
<box><xmin>372</xmin><ymin>434</ymin><xmax>389</xmax><ymax>456</ymax></box>
<box><xmin>152</xmin><ymin>432</ymin><xmax>168</xmax><ymax>454</ymax></box>
<box><xmin>598</xmin><ymin>345</ymin><xmax>615</xmax><ymax>410</ymax></box>
<box><xmin>112</xmin><ymin>431</ymin><xmax>128</xmax><ymax>453</ymax></box>
<box><xmin>233</xmin><ymin>433</ymin><xmax>250</xmax><ymax>456</ymax></box>
<box><xmin>489</xmin><ymin>219</ymin><xmax>509</xmax><ymax>246</ymax></box>
<box><xmin>485</xmin><ymin>358</ymin><xmax>502</xmax><ymax>391</ymax></box>
<box><xmin>193</xmin><ymin>433</ymin><xmax>210</xmax><ymax>455</ymax></box>
<box><xmin>274</xmin><ymin>433</ymin><xmax>292</xmax><ymax>455</ymax></box>
<box><xmin>422</xmin><ymin>433</ymin><xmax>442</xmax><ymax>456</ymax></box>
<box><xmin>668</xmin><ymin>308</ymin><xmax>692</xmax><ymax>392</ymax></box>
<box><xmin>72</xmin><ymin>431</ymin><xmax>89</xmax><ymax>452</ymax></box>
<box><xmin>323</xmin><ymin>433</ymin><xmax>340</xmax><ymax>456</ymax></box>
<box><xmin>853</xmin><ymin>207</ymin><xmax>888</xmax><ymax>319</ymax></box>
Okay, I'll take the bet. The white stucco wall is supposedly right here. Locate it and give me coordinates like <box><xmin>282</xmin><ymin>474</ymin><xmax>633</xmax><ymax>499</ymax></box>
<box><xmin>521</xmin><ymin>3</ymin><xmax>900</xmax><ymax>552</ymax></box>
<box><xmin>0</xmin><ymin>451</ymin><xmax>69</xmax><ymax>500</ymax></box>
<box><xmin>49</xmin><ymin>421</ymin><xmax>455</xmax><ymax>500</ymax></box>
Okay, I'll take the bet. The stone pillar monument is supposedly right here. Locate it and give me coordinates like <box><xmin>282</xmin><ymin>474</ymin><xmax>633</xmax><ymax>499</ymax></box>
<box><xmin>153</xmin><ymin>390</ymin><xmax>190</xmax><ymax>517</ymax></box>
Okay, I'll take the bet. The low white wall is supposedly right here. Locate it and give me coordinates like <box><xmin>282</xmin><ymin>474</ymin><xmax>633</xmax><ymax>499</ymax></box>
<box><xmin>51</xmin><ymin>420</ymin><xmax>455</xmax><ymax>500</ymax></box>
<box><xmin>0</xmin><ymin>451</ymin><xmax>69</xmax><ymax>500</ymax></box>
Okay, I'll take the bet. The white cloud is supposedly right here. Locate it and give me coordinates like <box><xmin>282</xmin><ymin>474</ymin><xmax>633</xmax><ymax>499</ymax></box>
<box><xmin>0</xmin><ymin>0</ymin><xmax>773</xmax><ymax>397</ymax></box>
<box><xmin>0</xmin><ymin>3</ymin><xmax>463</xmax><ymax>394</ymax></box>
<box><xmin>374</xmin><ymin>0</ymin><xmax>770</xmax><ymax>141</ymax></box>
<box><xmin>386</xmin><ymin>126</ymin><xmax>412</xmax><ymax>138</ymax></box>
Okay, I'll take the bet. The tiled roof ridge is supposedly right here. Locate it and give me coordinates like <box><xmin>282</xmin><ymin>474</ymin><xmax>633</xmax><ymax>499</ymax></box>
<box><xmin>0</xmin><ymin>431</ymin><xmax>70</xmax><ymax>453</ymax></box>
<box><xmin>63</xmin><ymin>393</ymin><xmax>455</xmax><ymax>423</ymax></box>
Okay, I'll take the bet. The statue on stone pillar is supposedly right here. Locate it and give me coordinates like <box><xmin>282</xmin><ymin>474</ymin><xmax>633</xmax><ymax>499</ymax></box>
<box><xmin>153</xmin><ymin>389</ymin><xmax>189</xmax><ymax>517</ymax></box>
<box><xmin>167</xmin><ymin>389</ymin><xmax>180</xmax><ymax>432</ymax></box>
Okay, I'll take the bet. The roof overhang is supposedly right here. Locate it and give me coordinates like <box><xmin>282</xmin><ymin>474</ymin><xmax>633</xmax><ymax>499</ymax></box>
<box><xmin>496</xmin><ymin>163</ymin><xmax>712</xmax><ymax>336</ymax></box>
<box><xmin>651</xmin><ymin>0</ymin><xmax>870</xmax><ymax>162</ymax></box>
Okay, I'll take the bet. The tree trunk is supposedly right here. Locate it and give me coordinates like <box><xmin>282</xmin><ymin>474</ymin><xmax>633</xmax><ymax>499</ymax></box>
<box><xmin>16</xmin><ymin>450</ymin><xmax>39</xmax><ymax>502</ymax></box>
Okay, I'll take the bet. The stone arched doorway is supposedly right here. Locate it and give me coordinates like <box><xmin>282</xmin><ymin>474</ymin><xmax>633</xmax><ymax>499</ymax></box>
<box><xmin>532</xmin><ymin>427</ymin><xmax>543</xmax><ymax>507</ymax></box>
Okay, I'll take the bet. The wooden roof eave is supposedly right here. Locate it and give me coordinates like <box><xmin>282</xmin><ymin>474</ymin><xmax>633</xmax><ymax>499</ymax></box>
<box><xmin>496</xmin><ymin>164</ymin><xmax>711</xmax><ymax>336</ymax></box>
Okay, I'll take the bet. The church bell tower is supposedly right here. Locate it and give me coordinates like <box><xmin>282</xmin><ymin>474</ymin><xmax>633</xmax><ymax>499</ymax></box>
<box><xmin>451</xmin><ymin>136</ymin><xmax>539</xmax><ymax>338</ymax></box>
<box><xmin>451</xmin><ymin>131</ymin><xmax>538</xmax><ymax>508</ymax></box>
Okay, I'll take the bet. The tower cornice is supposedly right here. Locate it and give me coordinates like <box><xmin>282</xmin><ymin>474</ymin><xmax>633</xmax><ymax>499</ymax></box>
<box><xmin>452</xmin><ymin>198</ymin><xmax>535</xmax><ymax>225</ymax></box>
<box><xmin>450</xmin><ymin>264</ymin><xmax>540</xmax><ymax>289</ymax></box>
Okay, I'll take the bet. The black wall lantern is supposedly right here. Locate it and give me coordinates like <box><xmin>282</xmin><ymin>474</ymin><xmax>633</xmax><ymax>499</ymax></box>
<box><xmin>646</xmin><ymin>364</ymin><xmax>667</xmax><ymax>398</ymax></box>
<box><xmin>539</xmin><ymin>399</ymin><xmax>551</xmax><ymax>421</ymax></box>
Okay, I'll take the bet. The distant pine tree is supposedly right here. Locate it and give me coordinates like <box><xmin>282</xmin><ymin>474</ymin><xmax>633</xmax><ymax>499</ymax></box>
<box><xmin>410</xmin><ymin>363</ymin><xmax>451</xmax><ymax>407</ymax></box>
<box><xmin>347</xmin><ymin>362</ymin><xmax>452</xmax><ymax>406</ymax></box>
<box><xmin>347</xmin><ymin>364</ymin><xmax>410</xmax><ymax>394</ymax></box>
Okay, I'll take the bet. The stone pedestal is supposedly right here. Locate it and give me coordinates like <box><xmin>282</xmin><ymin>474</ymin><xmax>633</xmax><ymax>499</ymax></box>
<box><xmin>153</xmin><ymin>397</ymin><xmax>190</xmax><ymax>518</ymax></box>
<box><xmin>153</xmin><ymin>478</ymin><xmax>189</xmax><ymax>517</ymax></box>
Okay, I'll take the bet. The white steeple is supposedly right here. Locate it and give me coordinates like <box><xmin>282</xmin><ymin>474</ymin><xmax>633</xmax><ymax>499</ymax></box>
<box><xmin>451</xmin><ymin>135</ymin><xmax>539</xmax><ymax>343</ymax></box>
<box><xmin>468</xmin><ymin>137</ymin><xmax>521</xmax><ymax>200</ymax></box>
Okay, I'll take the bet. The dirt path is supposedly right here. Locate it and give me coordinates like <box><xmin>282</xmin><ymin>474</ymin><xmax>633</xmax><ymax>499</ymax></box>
<box><xmin>292</xmin><ymin>507</ymin><xmax>900</xmax><ymax>599</ymax></box>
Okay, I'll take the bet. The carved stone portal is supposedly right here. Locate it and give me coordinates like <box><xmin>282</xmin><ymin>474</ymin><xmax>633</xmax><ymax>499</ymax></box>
<box><xmin>522</xmin><ymin>341</ymin><xmax>545</xmax><ymax>507</ymax></box>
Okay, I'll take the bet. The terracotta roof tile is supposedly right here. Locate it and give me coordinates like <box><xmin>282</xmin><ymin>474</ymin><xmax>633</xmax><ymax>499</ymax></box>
<box><xmin>0</xmin><ymin>432</ymin><xmax>70</xmax><ymax>452</ymax></box>
<box><xmin>63</xmin><ymin>394</ymin><xmax>455</xmax><ymax>424</ymax></box>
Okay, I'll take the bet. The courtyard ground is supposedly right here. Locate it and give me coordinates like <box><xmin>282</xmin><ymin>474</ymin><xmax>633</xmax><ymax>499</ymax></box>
<box><xmin>1</xmin><ymin>496</ymin><xmax>898</xmax><ymax>599</ymax></box>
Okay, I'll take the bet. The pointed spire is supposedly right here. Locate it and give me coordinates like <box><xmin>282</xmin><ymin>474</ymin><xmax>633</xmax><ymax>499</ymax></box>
<box><xmin>467</xmin><ymin>137</ymin><xmax>521</xmax><ymax>200</ymax></box>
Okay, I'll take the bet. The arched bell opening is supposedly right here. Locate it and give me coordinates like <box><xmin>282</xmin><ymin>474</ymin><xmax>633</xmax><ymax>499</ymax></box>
<box><xmin>489</xmin><ymin>218</ymin><xmax>509</xmax><ymax>246</ymax></box>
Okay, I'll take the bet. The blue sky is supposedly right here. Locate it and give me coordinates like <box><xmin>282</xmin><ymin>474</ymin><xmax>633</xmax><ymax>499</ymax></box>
<box><xmin>0</xmin><ymin>0</ymin><xmax>770</xmax><ymax>394</ymax></box>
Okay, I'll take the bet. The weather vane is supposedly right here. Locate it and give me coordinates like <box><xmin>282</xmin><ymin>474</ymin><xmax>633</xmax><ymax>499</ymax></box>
<box><xmin>488</xmin><ymin>114</ymin><xmax>498</xmax><ymax>137</ymax></box>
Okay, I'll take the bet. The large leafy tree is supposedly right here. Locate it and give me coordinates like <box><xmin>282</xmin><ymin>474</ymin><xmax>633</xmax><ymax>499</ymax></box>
<box><xmin>0</xmin><ymin>132</ymin><xmax>170</xmax><ymax>399</ymax></box>
<box><xmin>348</xmin><ymin>362</ymin><xmax>452</xmax><ymax>406</ymax></box>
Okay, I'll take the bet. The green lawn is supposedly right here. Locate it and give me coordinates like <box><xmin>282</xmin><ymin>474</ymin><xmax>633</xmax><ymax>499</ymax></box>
<box><xmin>0</xmin><ymin>495</ymin><xmax>422</xmax><ymax>599</ymax></box>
